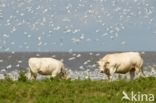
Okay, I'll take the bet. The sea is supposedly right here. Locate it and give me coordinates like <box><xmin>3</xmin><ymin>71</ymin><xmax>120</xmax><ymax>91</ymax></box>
<box><xmin>0</xmin><ymin>52</ymin><xmax>156</xmax><ymax>80</ymax></box>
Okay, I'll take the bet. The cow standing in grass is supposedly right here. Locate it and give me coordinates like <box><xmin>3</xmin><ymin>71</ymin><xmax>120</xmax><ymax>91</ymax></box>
<box><xmin>97</xmin><ymin>52</ymin><xmax>144</xmax><ymax>80</ymax></box>
<box><xmin>28</xmin><ymin>57</ymin><xmax>68</xmax><ymax>80</ymax></box>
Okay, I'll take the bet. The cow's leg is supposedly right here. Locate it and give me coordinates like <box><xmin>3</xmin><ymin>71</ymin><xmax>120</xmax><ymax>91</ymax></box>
<box><xmin>51</xmin><ymin>70</ymin><xmax>59</xmax><ymax>78</ymax></box>
<box><xmin>136</xmin><ymin>67</ymin><xmax>145</xmax><ymax>77</ymax></box>
<box><xmin>134</xmin><ymin>67</ymin><xmax>144</xmax><ymax>79</ymax></box>
<box><xmin>107</xmin><ymin>74</ymin><xmax>111</xmax><ymax>80</ymax></box>
<box><xmin>140</xmin><ymin>67</ymin><xmax>145</xmax><ymax>77</ymax></box>
<box><xmin>30</xmin><ymin>71</ymin><xmax>37</xmax><ymax>80</ymax></box>
<box><xmin>51</xmin><ymin>74</ymin><xmax>56</xmax><ymax>78</ymax></box>
<box><xmin>107</xmin><ymin>75</ymin><xmax>114</xmax><ymax>81</ymax></box>
<box><xmin>31</xmin><ymin>73</ymin><xmax>37</xmax><ymax>80</ymax></box>
<box><xmin>130</xmin><ymin>69</ymin><xmax>135</xmax><ymax>80</ymax></box>
<box><xmin>109</xmin><ymin>67</ymin><xmax>116</xmax><ymax>81</ymax></box>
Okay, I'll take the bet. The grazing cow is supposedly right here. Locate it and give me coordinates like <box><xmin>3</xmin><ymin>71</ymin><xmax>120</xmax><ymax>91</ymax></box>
<box><xmin>28</xmin><ymin>57</ymin><xmax>68</xmax><ymax>80</ymax></box>
<box><xmin>97</xmin><ymin>52</ymin><xmax>144</xmax><ymax>80</ymax></box>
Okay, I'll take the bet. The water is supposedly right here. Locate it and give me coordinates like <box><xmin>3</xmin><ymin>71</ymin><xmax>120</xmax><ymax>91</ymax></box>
<box><xmin>0</xmin><ymin>52</ymin><xmax>156</xmax><ymax>80</ymax></box>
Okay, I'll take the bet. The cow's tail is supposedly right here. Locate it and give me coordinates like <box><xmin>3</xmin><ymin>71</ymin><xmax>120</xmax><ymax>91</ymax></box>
<box><xmin>60</xmin><ymin>64</ymin><xmax>65</xmax><ymax>77</ymax></box>
<box><xmin>140</xmin><ymin>63</ymin><xmax>145</xmax><ymax>77</ymax></box>
<box><xmin>140</xmin><ymin>52</ymin><xmax>144</xmax><ymax>60</ymax></box>
<box><xmin>26</xmin><ymin>67</ymin><xmax>31</xmax><ymax>79</ymax></box>
<box><xmin>138</xmin><ymin>52</ymin><xmax>145</xmax><ymax>77</ymax></box>
<box><xmin>27</xmin><ymin>59</ymin><xmax>36</xmax><ymax>79</ymax></box>
<box><xmin>141</xmin><ymin>67</ymin><xmax>145</xmax><ymax>77</ymax></box>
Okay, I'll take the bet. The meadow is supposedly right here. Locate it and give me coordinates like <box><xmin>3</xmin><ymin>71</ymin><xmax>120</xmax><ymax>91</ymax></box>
<box><xmin>0</xmin><ymin>73</ymin><xmax>156</xmax><ymax>103</ymax></box>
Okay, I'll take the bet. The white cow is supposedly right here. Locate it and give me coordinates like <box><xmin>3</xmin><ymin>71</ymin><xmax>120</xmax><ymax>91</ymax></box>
<box><xmin>28</xmin><ymin>57</ymin><xmax>68</xmax><ymax>80</ymax></box>
<box><xmin>97</xmin><ymin>52</ymin><xmax>144</xmax><ymax>80</ymax></box>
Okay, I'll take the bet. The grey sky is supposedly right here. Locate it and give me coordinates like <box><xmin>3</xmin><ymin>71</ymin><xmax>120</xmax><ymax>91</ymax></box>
<box><xmin>0</xmin><ymin>0</ymin><xmax>156</xmax><ymax>52</ymax></box>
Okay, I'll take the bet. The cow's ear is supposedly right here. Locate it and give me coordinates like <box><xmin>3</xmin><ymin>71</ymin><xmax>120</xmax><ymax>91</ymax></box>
<box><xmin>104</xmin><ymin>62</ymin><xmax>109</xmax><ymax>68</ymax></box>
<box><xmin>105</xmin><ymin>62</ymin><xmax>110</xmax><ymax>65</ymax></box>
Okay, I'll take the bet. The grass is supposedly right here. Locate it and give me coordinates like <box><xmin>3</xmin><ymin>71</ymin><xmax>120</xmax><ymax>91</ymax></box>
<box><xmin>0</xmin><ymin>75</ymin><xmax>156</xmax><ymax>103</ymax></box>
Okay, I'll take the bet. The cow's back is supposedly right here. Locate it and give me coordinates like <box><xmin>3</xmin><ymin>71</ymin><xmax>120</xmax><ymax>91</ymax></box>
<box><xmin>40</xmin><ymin>58</ymin><xmax>63</xmax><ymax>71</ymax></box>
<box><xmin>118</xmin><ymin>52</ymin><xmax>143</xmax><ymax>66</ymax></box>
<box><xmin>103</xmin><ymin>52</ymin><xmax>143</xmax><ymax>72</ymax></box>
<box><xmin>106</xmin><ymin>52</ymin><xmax>142</xmax><ymax>63</ymax></box>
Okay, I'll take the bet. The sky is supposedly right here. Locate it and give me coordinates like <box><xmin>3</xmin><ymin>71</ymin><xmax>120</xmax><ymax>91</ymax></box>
<box><xmin>0</xmin><ymin>0</ymin><xmax>156</xmax><ymax>52</ymax></box>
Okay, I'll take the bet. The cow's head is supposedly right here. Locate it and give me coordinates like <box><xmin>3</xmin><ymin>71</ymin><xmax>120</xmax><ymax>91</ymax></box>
<box><xmin>103</xmin><ymin>62</ymin><xmax>110</xmax><ymax>75</ymax></box>
<box><xmin>59</xmin><ymin>68</ymin><xmax>71</xmax><ymax>80</ymax></box>
<box><xmin>97</xmin><ymin>60</ymin><xmax>110</xmax><ymax>75</ymax></box>
<box><xmin>97</xmin><ymin>60</ymin><xmax>105</xmax><ymax>73</ymax></box>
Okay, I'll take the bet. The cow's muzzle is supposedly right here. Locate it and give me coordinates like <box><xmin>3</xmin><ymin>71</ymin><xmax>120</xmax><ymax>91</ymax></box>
<box><xmin>100</xmin><ymin>70</ymin><xmax>104</xmax><ymax>73</ymax></box>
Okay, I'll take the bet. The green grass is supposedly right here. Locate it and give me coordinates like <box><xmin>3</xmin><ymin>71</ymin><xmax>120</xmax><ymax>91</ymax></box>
<box><xmin>0</xmin><ymin>77</ymin><xmax>156</xmax><ymax>103</ymax></box>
